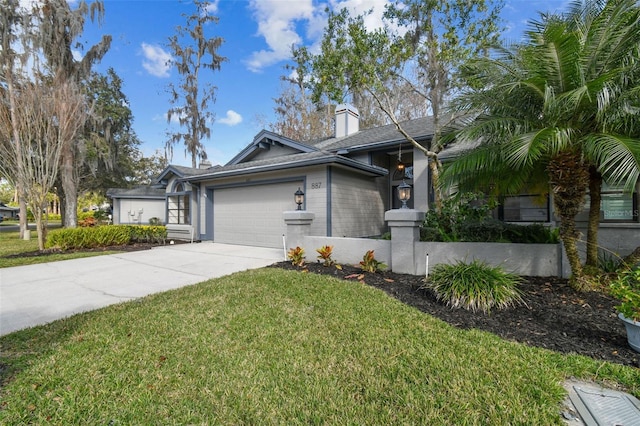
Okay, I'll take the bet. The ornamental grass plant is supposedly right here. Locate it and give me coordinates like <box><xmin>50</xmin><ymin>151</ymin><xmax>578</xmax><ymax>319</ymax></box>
<box><xmin>424</xmin><ymin>259</ymin><xmax>525</xmax><ymax>313</ymax></box>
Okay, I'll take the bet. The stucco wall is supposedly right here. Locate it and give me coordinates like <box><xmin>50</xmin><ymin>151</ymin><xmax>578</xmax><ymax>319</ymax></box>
<box><xmin>576</xmin><ymin>223</ymin><xmax>640</xmax><ymax>258</ymax></box>
<box><xmin>296</xmin><ymin>235</ymin><xmax>561</xmax><ymax>277</ymax></box>
<box><xmin>330</xmin><ymin>168</ymin><xmax>386</xmax><ymax>237</ymax></box>
<box><xmin>303</xmin><ymin>236</ymin><xmax>391</xmax><ymax>267</ymax></box>
<box><xmin>415</xmin><ymin>241</ymin><xmax>562</xmax><ymax>277</ymax></box>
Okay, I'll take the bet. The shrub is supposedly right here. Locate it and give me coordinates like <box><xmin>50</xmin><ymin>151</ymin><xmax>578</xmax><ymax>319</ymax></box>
<box><xmin>610</xmin><ymin>265</ymin><xmax>640</xmax><ymax>321</ymax></box>
<box><xmin>46</xmin><ymin>225</ymin><xmax>167</xmax><ymax>250</ymax></box>
<box><xmin>359</xmin><ymin>250</ymin><xmax>386</xmax><ymax>273</ymax></box>
<box><xmin>149</xmin><ymin>217</ymin><xmax>163</xmax><ymax>225</ymax></box>
<box><xmin>287</xmin><ymin>246</ymin><xmax>306</xmax><ymax>267</ymax></box>
<box><xmin>316</xmin><ymin>245</ymin><xmax>335</xmax><ymax>266</ymax></box>
<box><xmin>46</xmin><ymin>226</ymin><xmax>131</xmax><ymax>250</ymax></box>
<box><xmin>423</xmin><ymin>259</ymin><xmax>525</xmax><ymax>314</ymax></box>
<box><xmin>129</xmin><ymin>225</ymin><xmax>167</xmax><ymax>244</ymax></box>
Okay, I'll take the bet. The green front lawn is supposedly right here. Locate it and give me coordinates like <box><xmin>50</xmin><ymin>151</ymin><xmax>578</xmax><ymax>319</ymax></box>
<box><xmin>0</xmin><ymin>231</ymin><xmax>122</xmax><ymax>268</ymax></box>
<box><xmin>1</xmin><ymin>268</ymin><xmax>638</xmax><ymax>424</ymax></box>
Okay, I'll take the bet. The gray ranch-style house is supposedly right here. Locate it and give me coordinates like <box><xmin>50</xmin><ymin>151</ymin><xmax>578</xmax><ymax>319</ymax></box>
<box><xmin>108</xmin><ymin>104</ymin><xmax>640</xmax><ymax>258</ymax></box>
<box><xmin>110</xmin><ymin>105</ymin><xmax>434</xmax><ymax>247</ymax></box>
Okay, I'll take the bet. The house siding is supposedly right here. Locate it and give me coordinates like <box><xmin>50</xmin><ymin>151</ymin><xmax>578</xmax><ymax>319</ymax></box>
<box><xmin>250</xmin><ymin>145</ymin><xmax>300</xmax><ymax>161</ymax></box>
<box><xmin>303</xmin><ymin>166</ymin><xmax>329</xmax><ymax>238</ymax></box>
<box><xmin>330</xmin><ymin>168</ymin><xmax>386</xmax><ymax>237</ymax></box>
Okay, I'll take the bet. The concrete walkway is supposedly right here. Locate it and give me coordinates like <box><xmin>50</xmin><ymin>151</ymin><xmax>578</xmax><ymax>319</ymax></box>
<box><xmin>0</xmin><ymin>242</ymin><xmax>284</xmax><ymax>336</ymax></box>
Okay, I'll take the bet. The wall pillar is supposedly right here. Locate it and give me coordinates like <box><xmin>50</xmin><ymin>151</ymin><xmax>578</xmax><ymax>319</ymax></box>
<box><xmin>283</xmin><ymin>211</ymin><xmax>315</xmax><ymax>251</ymax></box>
<box><xmin>385</xmin><ymin>209</ymin><xmax>425</xmax><ymax>274</ymax></box>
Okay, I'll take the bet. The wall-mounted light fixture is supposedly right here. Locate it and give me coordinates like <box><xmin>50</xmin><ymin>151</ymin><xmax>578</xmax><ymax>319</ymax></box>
<box><xmin>294</xmin><ymin>187</ymin><xmax>305</xmax><ymax>210</ymax></box>
<box><xmin>398</xmin><ymin>181</ymin><xmax>412</xmax><ymax>209</ymax></box>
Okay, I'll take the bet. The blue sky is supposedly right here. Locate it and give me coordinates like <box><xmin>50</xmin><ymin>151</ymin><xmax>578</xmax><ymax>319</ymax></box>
<box><xmin>77</xmin><ymin>0</ymin><xmax>569</xmax><ymax>167</ymax></box>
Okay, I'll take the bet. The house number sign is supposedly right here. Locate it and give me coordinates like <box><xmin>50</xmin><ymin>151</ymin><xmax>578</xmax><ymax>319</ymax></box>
<box><xmin>310</xmin><ymin>182</ymin><xmax>322</xmax><ymax>189</ymax></box>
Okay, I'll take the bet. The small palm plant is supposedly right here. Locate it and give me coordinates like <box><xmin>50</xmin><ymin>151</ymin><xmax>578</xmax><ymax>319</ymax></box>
<box><xmin>316</xmin><ymin>245</ymin><xmax>335</xmax><ymax>266</ymax></box>
<box><xmin>287</xmin><ymin>246</ymin><xmax>306</xmax><ymax>267</ymax></box>
<box><xmin>359</xmin><ymin>250</ymin><xmax>387</xmax><ymax>273</ymax></box>
<box><xmin>423</xmin><ymin>259</ymin><xmax>525</xmax><ymax>314</ymax></box>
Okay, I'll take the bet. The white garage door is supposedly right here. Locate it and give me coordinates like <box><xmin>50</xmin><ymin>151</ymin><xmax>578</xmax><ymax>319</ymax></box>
<box><xmin>213</xmin><ymin>181</ymin><xmax>302</xmax><ymax>248</ymax></box>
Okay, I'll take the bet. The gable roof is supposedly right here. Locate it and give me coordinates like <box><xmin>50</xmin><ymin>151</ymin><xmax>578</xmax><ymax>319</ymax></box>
<box><xmin>184</xmin><ymin>150</ymin><xmax>388</xmax><ymax>183</ymax></box>
<box><xmin>226</xmin><ymin>130</ymin><xmax>317</xmax><ymax>165</ymax></box>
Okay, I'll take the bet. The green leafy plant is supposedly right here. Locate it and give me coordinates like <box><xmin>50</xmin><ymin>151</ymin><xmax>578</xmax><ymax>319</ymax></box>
<box><xmin>420</xmin><ymin>193</ymin><xmax>558</xmax><ymax>244</ymax></box>
<box><xmin>610</xmin><ymin>265</ymin><xmax>640</xmax><ymax>322</ymax></box>
<box><xmin>287</xmin><ymin>246</ymin><xmax>306</xmax><ymax>267</ymax></box>
<box><xmin>423</xmin><ymin>259</ymin><xmax>524</xmax><ymax>314</ymax></box>
<box><xmin>359</xmin><ymin>250</ymin><xmax>386</xmax><ymax>273</ymax></box>
<box><xmin>148</xmin><ymin>217</ymin><xmax>162</xmax><ymax>225</ymax></box>
<box><xmin>316</xmin><ymin>245</ymin><xmax>335</xmax><ymax>266</ymax></box>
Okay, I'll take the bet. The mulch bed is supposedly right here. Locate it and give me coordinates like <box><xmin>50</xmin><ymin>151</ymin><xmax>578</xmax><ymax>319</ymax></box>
<box><xmin>272</xmin><ymin>261</ymin><xmax>640</xmax><ymax>368</ymax></box>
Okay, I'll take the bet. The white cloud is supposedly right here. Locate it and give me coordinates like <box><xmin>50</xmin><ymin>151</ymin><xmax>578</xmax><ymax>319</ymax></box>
<box><xmin>330</xmin><ymin>0</ymin><xmax>389</xmax><ymax>31</ymax></box>
<box><xmin>204</xmin><ymin>0</ymin><xmax>220</xmax><ymax>14</ymax></box>
<box><xmin>218</xmin><ymin>110</ymin><xmax>243</xmax><ymax>126</ymax></box>
<box><xmin>245</xmin><ymin>0</ymin><xmax>320</xmax><ymax>72</ymax></box>
<box><xmin>140</xmin><ymin>43</ymin><xmax>172</xmax><ymax>78</ymax></box>
<box><xmin>245</xmin><ymin>0</ymin><xmax>395</xmax><ymax>72</ymax></box>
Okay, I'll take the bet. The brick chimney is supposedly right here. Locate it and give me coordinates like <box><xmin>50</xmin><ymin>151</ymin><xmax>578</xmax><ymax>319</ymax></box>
<box><xmin>335</xmin><ymin>104</ymin><xmax>359</xmax><ymax>138</ymax></box>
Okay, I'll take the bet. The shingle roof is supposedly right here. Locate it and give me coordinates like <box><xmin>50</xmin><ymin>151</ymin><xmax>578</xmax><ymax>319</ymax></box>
<box><xmin>184</xmin><ymin>150</ymin><xmax>388</xmax><ymax>182</ymax></box>
<box><xmin>106</xmin><ymin>187</ymin><xmax>166</xmax><ymax>199</ymax></box>
<box><xmin>311</xmin><ymin>116</ymin><xmax>435</xmax><ymax>152</ymax></box>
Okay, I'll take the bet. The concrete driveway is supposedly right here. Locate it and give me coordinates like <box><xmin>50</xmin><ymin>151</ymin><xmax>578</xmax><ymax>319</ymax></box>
<box><xmin>0</xmin><ymin>242</ymin><xmax>284</xmax><ymax>336</ymax></box>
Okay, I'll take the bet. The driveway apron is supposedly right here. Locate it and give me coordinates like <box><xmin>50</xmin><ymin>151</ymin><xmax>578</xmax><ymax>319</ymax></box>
<box><xmin>0</xmin><ymin>243</ymin><xmax>283</xmax><ymax>336</ymax></box>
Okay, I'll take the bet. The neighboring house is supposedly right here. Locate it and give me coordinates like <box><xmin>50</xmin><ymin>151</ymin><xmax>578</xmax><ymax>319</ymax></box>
<box><xmin>108</xmin><ymin>104</ymin><xmax>640</xmax><ymax>257</ymax></box>
<box><xmin>0</xmin><ymin>202</ymin><xmax>19</xmax><ymax>220</ymax></box>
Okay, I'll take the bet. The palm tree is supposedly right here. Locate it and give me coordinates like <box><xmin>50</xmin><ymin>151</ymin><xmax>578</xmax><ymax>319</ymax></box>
<box><xmin>442</xmin><ymin>0</ymin><xmax>640</xmax><ymax>289</ymax></box>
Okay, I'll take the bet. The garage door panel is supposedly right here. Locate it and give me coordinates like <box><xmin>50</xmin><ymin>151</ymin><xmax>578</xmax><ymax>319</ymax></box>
<box><xmin>213</xmin><ymin>182</ymin><xmax>301</xmax><ymax>248</ymax></box>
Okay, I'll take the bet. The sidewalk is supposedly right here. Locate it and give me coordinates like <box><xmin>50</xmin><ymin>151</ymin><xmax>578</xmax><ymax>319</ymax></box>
<box><xmin>0</xmin><ymin>242</ymin><xmax>284</xmax><ymax>336</ymax></box>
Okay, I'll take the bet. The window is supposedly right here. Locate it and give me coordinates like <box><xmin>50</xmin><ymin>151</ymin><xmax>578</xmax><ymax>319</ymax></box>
<box><xmin>586</xmin><ymin>181</ymin><xmax>637</xmax><ymax>222</ymax></box>
<box><xmin>500</xmin><ymin>194</ymin><xmax>550</xmax><ymax>222</ymax></box>
<box><xmin>168</xmin><ymin>182</ymin><xmax>190</xmax><ymax>224</ymax></box>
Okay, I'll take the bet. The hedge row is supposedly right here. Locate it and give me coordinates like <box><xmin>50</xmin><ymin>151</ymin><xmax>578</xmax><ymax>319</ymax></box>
<box><xmin>46</xmin><ymin>225</ymin><xmax>167</xmax><ymax>250</ymax></box>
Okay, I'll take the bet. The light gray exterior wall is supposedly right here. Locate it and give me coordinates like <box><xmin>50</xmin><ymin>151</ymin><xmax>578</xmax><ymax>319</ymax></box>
<box><xmin>303</xmin><ymin>166</ymin><xmax>329</xmax><ymax>237</ymax></box>
<box><xmin>114</xmin><ymin>198</ymin><xmax>165</xmax><ymax>224</ymax></box>
<box><xmin>415</xmin><ymin>242</ymin><xmax>562</xmax><ymax>277</ymax></box>
<box><xmin>304</xmin><ymin>236</ymin><xmax>390</xmax><ymax>266</ymax></box>
<box><xmin>589</xmin><ymin>224</ymin><xmax>640</xmax><ymax>257</ymax></box>
<box><xmin>294</xmin><ymin>226</ymin><xmax>561</xmax><ymax>277</ymax></box>
<box><xmin>250</xmin><ymin>145</ymin><xmax>300</xmax><ymax>161</ymax></box>
<box><xmin>330</xmin><ymin>168</ymin><xmax>386</xmax><ymax>237</ymax></box>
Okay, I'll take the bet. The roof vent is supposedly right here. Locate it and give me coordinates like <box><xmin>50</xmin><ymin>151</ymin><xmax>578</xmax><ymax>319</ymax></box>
<box><xmin>335</xmin><ymin>104</ymin><xmax>359</xmax><ymax>138</ymax></box>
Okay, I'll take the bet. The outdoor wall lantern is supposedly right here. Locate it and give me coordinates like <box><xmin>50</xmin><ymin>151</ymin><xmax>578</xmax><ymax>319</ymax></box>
<box><xmin>398</xmin><ymin>181</ymin><xmax>412</xmax><ymax>209</ymax></box>
<box><xmin>294</xmin><ymin>187</ymin><xmax>305</xmax><ymax>210</ymax></box>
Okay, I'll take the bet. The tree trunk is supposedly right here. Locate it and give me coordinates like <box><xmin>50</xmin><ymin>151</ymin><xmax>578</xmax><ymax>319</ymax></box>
<box><xmin>585</xmin><ymin>167</ymin><xmax>602</xmax><ymax>270</ymax></box>
<box><xmin>428</xmin><ymin>157</ymin><xmax>443</xmax><ymax>211</ymax></box>
<box><xmin>547</xmin><ymin>152</ymin><xmax>591</xmax><ymax>290</ymax></box>
<box><xmin>18</xmin><ymin>195</ymin><xmax>27</xmax><ymax>239</ymax></box>
<box><xmin>60</xmin><ymin>144</ymin><xmax>77</xmax><ymax>228</ymax></box>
